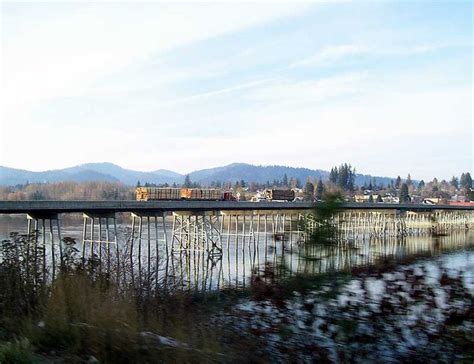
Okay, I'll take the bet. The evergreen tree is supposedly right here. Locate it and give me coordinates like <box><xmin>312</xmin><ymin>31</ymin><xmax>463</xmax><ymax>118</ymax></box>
<box><xmin>399</xmin><ymin>183</ymin><xmax>410</xmax><ymax>203</ymax></box>
<box><xmin>395</xmin><ymin>176</ymin><xmax>402</xmax><ymax>189</ymax></box>
<box><xmin>368</xmin><ymin>194</ymin><xmax>374</xmax><ymax>203</ymax></box>
<box><xmin>417</xmin><ymin>180</ymin><xmax>425</xmax><ymax>192</ymax></box>
<box><xmin>460</xmin><ymin>172</ymin><xmax>472</xmax><ymax>189</ymax></box>
<box><xmin>406</xmin><ymin>174</ymin><xmax>412</xmax><ymax>186</ymax></box>
<box><xmin>183</xmin><ymin>175</ymin><xmax>192</xmax><ymax>188</ymax></box>
<box><xmin>136</xmin><ymin>181</ymin><xmax>141</xmax><ymax>188</ymax></box>
<box><xmin>329</xmin><ymin>167</ymin><xmax>338</xmax><ymax>184</ymax></box>
<box><xmin>304</xmin><ymin>179</ymin><xmax>314</xmax><ymax>201</ymax></box>
<box><xmin>295</xmin><ymin>178</ymin><xmax>302</xmax><ymax>189</ymax></box>
<box><xmin>240</xmin><ymin>179</ymin><xmax>246</xmax><ymax>188</ymax></box>
<box><xmin>315</xmin><ymin>179</ymin><xmax>324</xmax><ymax>200</ymax></box>
<box><xmin>450</xmin><ymin>176</ymin><xmax>459</xmax><ymax>189</ymax></box>
<box><xmin>331</xmin><ymin>163</ymin><xmax>355</xmax><ymax>190</ymax></box>
<box><xmin>376</xmin><ymin>194</ymin><xmax>383</xmax><ymax>203</ymax></box>
<box><xmin>282</xmin><ymin>174</ymin><xmax>288</xmax><ymax>187</ymax></box>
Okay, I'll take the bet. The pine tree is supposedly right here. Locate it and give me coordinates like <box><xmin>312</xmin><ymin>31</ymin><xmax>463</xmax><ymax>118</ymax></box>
<box><xmin>417</xmin><ymin>180</ymin><xmax>425</xmax><ymax>192</ymax></box>
<box><xmin>406</xmin><ymin>174</ymin><xmax>412</xmax><ymax>186</ymax></box>
<box><xmin>183</xmin><ymin>175</ymin><xmax>192</xmax><ymax>188</ymax></box>
<box><xmin>399</xmin><ymin>183</ymin><xmax>410</xmax><ymax>203</ymax></box>
<box><xmin>460</xmin><ymin>172</ymin><xmax>472</xmax><ymax>189</ymax></box>
<box><xmin>376</xmin><ymin>194</ymin><xmax>383</xmax><ymax>203</ymax></box>
<box><xmin>136</xmin><ymin>181</ymin><xmax>141</xmax><ymax>188</ymax></box>
<box><xmin>315</xmin><ymin>179</ymin><xmax>324</xmax><ymax>200</ymax></box>
<box><xmin>395</xmin><ymin>176</ymin><xmax>402</xmax><ymax>189</ymax></box>
<box><xmin>282</xmin><ymin>174</ymin><xmax>288</xmax><ymax>187</ymax></box>
<box><xmin>460</xmin><ymin>173</ymin><xmax>466</xmax><ymax>187</ymax></box>
<box><xmin>368</xmin><ymin>194</ymin><xmax>374</xmax><ymax>203</ymax></box>
<box><xmin>295</xmin><ymin>178</ymin><xmax>302</xmax><ymax>189</ymax></box>
<box><xmin>304</xmin><ymin>180</ymin><xmax>314</xmax><ymax>201</ymax></box>
<box><xmin>450</xmin><ymin>176</ymin><xmax>459</xmax><ymax>189</ymax></box>
<box><xmin>329</xmin><ymin>167</ymin><xmax>338</xmax><ymax>184</ymax></box>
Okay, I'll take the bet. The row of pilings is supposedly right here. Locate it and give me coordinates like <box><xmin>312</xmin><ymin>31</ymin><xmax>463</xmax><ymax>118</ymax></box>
<box><xmin>4</xmin><ymin>209</ymin><xmax>473</xmax><ymax>283</ymax></box>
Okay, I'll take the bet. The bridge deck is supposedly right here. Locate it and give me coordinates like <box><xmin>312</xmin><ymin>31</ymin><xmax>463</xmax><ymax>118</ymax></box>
<box><xmin>0</xmin><ymin>200</ymin><xmax>472</xmax><ymax>214</ymax></box>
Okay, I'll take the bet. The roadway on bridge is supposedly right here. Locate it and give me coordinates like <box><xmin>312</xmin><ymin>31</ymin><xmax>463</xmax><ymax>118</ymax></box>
<box><xmin>0</xmin><ymin>200</ymin><xmax>472</xmax><ymax>214</ymax></box>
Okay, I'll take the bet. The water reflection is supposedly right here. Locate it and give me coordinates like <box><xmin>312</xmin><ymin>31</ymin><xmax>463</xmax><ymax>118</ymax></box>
<box><xmin>1</xmin><ymin>215</ymin><xmax>472</xmax><ymax>293</ymax></box>
<box><xmin>1</xmin><ymin>217</ymin><xmax>473</xmax><ymax>362</ymax></box>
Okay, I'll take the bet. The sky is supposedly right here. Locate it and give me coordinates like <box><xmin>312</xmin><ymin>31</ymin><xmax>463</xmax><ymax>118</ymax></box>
<box><xmin>0</xmin><ymin>1</ymin><xmax>472</xmax><ymax>180</ymax></box>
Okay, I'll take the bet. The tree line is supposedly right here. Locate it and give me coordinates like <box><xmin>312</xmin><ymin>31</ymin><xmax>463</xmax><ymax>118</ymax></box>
<box><xmin>1</xmin><ymin>167</ymin><xmax>472</xmax><ymax>202</ymax></box>
<box><xmin>0</xmin><ymin>181</ymin><xmax>134</xmax><ymax>201</ymax></box>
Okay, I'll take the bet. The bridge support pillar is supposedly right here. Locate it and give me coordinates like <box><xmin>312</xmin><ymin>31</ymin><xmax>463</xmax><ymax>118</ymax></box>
<box><xmin>171</xmin><ymin>211</ymin><xmax>222</xmax><ymax>256</ymax></box>
<box><xmin>82</xmin><ymin>212</ymin><xmax>118</xmax><ymax>276</ymax></box>
<box><xmin>26</xmin><ymin>212</ymin><xmax>61</xmax><ymax>281</ymax></box>
<box><xmin>129</xmin><ymin>211</ymin><xmax>169</xmax><ymax>287</ymax></box>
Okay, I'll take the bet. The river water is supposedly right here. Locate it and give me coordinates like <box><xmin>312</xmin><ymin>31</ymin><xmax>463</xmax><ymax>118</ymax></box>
<box><xmin>1</xmin><ymin>214</ymin><xmax>473</xmax><ymax>361</ymax></box>
<box><xmin>1</xmin><ymin>214</ymin><xmax>472</xmax><ymax>292</ymax></box>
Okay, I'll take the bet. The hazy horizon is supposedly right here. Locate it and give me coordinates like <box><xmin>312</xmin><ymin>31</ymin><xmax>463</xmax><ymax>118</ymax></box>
<box><xmin>1</xmin><ymin>2</ymin><xmax>472</xmax><ymax>181</ymax></box>
<box><xmin>1</xmin><ymin>160</ymin><xmax>471</xmax><ymax>183</ymax></box>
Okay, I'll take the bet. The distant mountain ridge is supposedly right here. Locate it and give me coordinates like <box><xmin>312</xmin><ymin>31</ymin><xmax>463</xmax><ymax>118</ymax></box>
<box><xmin>0</xmin><ymin>162</ymin><xmax>395</xmax><ymax>187</ymax></box>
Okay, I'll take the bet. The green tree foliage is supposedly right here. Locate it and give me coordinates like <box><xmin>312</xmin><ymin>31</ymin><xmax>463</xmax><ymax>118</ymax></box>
<box><xmin>399</xmin><ymin>183</ymin><xmax>410</xmax><ymax>203</ymax></box>
<box><xmin>450</xmin><ymin>176</ymin><xmax>459</xmax><ymax>189</ymax></box>
<box><xmin>304</xmin><ymin>180</ymin><xmax>314</xmax><ymax>201</ymax></box>
<box><xmin>329</xmin><ymin>163</ymin><xmax>356</xmax><ymax>191</ymax></box>
<box><xmin>395</xmin><ymin>176</ymin><xmax>402</xmax><ymax>189</ymax></box>
<box><xmin>315</xmin><ymin>179</ymin><xmax>324</xmax><ymax>200</ymax></box>
<box><xmin>305</xmin><ymin>191</ymin><xmax>344</xmax><ymax>245</ymax></box>
<box><xmin>460</xmin><ymin>172</ymin><xmax>472</xmax><ymax>189</ymax></box>
<box><xmin>282</xmin><ymin>174</ymin><xmax>288</xmax><ymax>187</ymax></box>
<box><xmin>417</xmin><ymin>180</ymin><xmax>425</xmax><ymax>192</ymax></box>
<box><xmin>329</xmin><ymin>168</ymin><xmax>338</xmax><ymax>184</ymax></box>
<box><xmin>183</xmin><ymin>175</ymin><xmax>192</xmax><ymax>188</ymax></box>
<box><xmin>295</xmin><ymin>178</ymin><xmax>302</xmax><ymax>189</ymax></box>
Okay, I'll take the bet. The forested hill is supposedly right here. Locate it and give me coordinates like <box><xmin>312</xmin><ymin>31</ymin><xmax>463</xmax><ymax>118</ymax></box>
<box><xmin>0</xmin><ymin>162</ymin><xmax>394</xmax><ymax>187</ymax></box>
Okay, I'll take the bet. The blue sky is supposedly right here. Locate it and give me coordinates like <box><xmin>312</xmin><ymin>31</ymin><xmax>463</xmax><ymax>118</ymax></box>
<box><xmin>1</xmin><ymin>1</ymin><xmax>472</xmax><ymax>180</ymax></box>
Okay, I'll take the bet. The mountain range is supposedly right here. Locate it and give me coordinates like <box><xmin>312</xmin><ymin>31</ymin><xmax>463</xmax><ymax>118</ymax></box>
<box><xmin>0</xmin><ymin>162</ymin><xmax>394</xmax><ymax>187</ymax></box>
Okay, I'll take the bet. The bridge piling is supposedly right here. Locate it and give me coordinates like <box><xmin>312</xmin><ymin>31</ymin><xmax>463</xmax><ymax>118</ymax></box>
<box><xmin>27</xmin><ymin>212</ymin><xmax>60</xmax><ymax>281</ymax></box>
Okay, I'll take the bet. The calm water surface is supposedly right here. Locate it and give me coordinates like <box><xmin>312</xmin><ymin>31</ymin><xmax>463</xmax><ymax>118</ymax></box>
<box><xmin>1</xmin><ymin>214</ymin><xmax>473</xmax><ymax>362</ymax></box>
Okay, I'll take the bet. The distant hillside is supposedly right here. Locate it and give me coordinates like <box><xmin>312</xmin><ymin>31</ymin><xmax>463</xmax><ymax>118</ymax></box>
<box><xmin>189</xmin><ymin>163</ymin><xmax>328</xmax><ymax>184</ymax></box>
<box><xmin>0</xmin><ymin>162</ymin><xmax>396</xmax><ymax>187</ymax></box>
<box><xmin>0</xmin><ymin>166</ymin><xmax>117</xmax><ymax>185</ymax></box>
<box><xmin>0</xmin><ymin>163</ymin><xmax>182</xmax><ymax>186</ymax></box>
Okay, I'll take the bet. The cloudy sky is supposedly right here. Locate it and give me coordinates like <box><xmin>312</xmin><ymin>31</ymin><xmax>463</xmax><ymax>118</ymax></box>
<box><xmin>1</xmin><ymin>1</ymin><xmax>472</xmax><ymax>180</ymax></box>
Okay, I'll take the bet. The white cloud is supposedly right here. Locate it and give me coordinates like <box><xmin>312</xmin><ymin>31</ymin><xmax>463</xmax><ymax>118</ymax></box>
<box><xmin>2</xmin><ymin>3</ymin><xmax>309</xmax><ymax>110</ymax></box>
<box><xmin>1</xmin><ymin>2</ymin><xmax>471</xmax><ymax>180</ymax></box>
<box><xmin>289</xmin><ymin>44</ymin><xmax>369</xmax><ymax>68</ymax></box>
<box><xmin>246</xmin><ymin>72</ymin><xmax>367</xmax><ymax>104</ymax></box>
<box><xmin>288</xmin><ymin>42</ymin><xmax>464</xmax><ymax>69</ymax></box>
